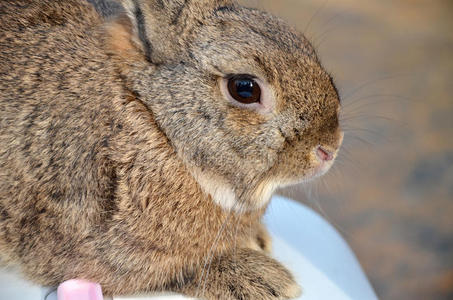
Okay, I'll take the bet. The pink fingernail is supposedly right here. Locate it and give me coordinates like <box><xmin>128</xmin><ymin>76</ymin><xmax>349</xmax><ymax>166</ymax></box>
<box><xmin>57</xmin><ymin>279</ymin><xmax>103</xmax><ymax>300</ymax></box>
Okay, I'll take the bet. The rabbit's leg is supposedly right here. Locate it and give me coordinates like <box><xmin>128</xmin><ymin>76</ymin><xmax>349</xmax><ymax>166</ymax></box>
<box><xmin>242</xmin><ymin>222</ymin><xmax>272</xmax><ymax>254</ymax></box>
<box><xmin>255</xmin><ymin>223</ymin><xmax>272</xmax><ymax>253</ymax></box>
<box><xmin>182</xmin><ymin>248</ymin><xmax>301</xmax><ymax>300</ymax></box>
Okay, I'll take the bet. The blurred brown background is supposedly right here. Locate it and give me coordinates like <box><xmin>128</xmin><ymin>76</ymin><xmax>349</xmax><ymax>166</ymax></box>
<box><xmin>240</xmin><ymin>0</ymin><xmax>453</xmax><ymax>299</ymax></box>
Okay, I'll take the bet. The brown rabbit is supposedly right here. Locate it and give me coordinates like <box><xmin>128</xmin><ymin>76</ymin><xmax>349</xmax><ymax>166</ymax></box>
<box><xmin>0</xmin><ymin>0</ymin><xmax>342</xmax><ymax>298</ymax></box>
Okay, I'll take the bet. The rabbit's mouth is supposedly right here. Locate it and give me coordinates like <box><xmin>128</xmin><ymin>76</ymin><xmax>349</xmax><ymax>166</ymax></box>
<box><xmin>304</xmin><ymin>131</ymin><xmax>344</xmax><ymax>180</ymax></box>
<box><xmin>309</xmin><ymin>133</ymin><xmax>343</xmax><ymax>179</ymax></box>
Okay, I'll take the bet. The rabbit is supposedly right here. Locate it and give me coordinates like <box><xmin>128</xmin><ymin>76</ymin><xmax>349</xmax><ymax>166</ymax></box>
<box><xmin>87</xmin><ymin>0</ymin><xmax>125</xmax><ymax>18</ymax></box>
<box><xmin>0</xmin><ymin>0</ymin><xmax>343</xmax><ymax>299</ymax></box>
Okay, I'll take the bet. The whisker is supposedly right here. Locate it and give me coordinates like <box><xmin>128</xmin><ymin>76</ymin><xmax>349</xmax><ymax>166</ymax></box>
<box><xmin>336</xmin><ymin>146</ymin><xmax>355</xmax><ymax>163</ymax></box>
<box><xmin>341</xmin><ymin>74</ymin><xmax>410</xmax><ymax>100</ymax></box>
<box><xmin>319</xmin><ymin>12</ymin><xmax>342</xmax><ymax>33</ymax></box>
<box><xmin>340</xmin><ymin>113</ymin><xmax>399</xmax><ymax>122</ymax></box>
<box><xmin>342</xmin><ymin>93</ymin><xmax>412</xmax><ymax>109</ymax></box>
<box><xmin>196</xmin><ymin>204</ymin><xmax>236</xmax><ymax>298</ymax></box>
<box><xmin>232</xmin><ymin>204</ymin><xmax>243</xmax><ymax>292</ymax></box>
<box><xmin>310</xmin><ymin>12</ymin><xmax>342</xmax><ymax>48</ymax></box>
<box><xmin>313</xmin><ymin>26</ymin><xmax>340</xmax><ymax>49</ymax></box>
<box><xmin>342</xmin><ymin>126</ymin><xmax>386</xmax><ymax>137</ymax></box>
<box><xmin>304</xmin><ymin>0</ymin><xmax>329</xmax><ymax>39</ymax></box>
<box><xmin>344</xmin><ymin>133</ymin><xmax>377</xmax><ymax>147</ymax></box>
<box><xmin>303</xmin><ymin>180</ymin><xmax>350</xmax><ymax>238</ymax></box>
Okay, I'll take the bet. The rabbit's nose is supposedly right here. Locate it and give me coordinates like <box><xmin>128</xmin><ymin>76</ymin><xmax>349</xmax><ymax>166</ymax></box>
<box><xmin>316</xmin><ymin>146</ymin><xmax>334</xmax><ymax>162</ymax></box>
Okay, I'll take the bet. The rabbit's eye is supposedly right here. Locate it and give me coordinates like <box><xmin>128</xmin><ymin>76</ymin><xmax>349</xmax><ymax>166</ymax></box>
<box><xmin>227</xmin><ymin>75</ymin><xmax>261</xmax><ymax>104</ymax></box>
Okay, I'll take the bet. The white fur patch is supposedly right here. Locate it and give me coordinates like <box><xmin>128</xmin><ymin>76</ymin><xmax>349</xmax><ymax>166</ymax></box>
<box><xmin>253</xmin><ymin>180</ymin><xmax>279</xmax><ymax>209</ymax></box>
<box><xmin>190</xmin><ymin>168</ymin><xmax>277</xmax><ymax>212</ymax></box>
<box><xmin>191</xmin><ymin>169</ymin><xmax>241</xmax><ymax>212</ymax></box>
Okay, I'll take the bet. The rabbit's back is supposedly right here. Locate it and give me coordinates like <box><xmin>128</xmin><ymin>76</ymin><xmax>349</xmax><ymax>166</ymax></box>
<box><xmin>0</xmin><ymin>0</ymin><xmax>121</xmax><ymax>264</ymax></box>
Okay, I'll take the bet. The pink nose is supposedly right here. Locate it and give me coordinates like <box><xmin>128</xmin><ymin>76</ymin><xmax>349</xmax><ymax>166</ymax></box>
<box><xmin>316</xmin><ymin>146</ymin><xmax>334</xmax><ymax>162</ymax></box>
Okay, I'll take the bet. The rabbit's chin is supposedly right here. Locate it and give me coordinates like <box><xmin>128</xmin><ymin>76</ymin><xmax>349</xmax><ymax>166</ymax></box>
<box><xmin>189</xmin><ymin>166</ymin><xmax>277</xmax><ymax>213</ymax></box>
<box><xmin>271</xmin><ymin>153</ymin><xmax>338</xmax><ymax>192</ymax></box>
<box><xmin>298</xmin><ymin>154</ymin><xmax>337</xmax><ymax>183</ymax></box>
<box><xmin>305</xmin><ymin>159</ymin><xmax>336</xmax><ymax>181</ymax></box>
<box><xmin>189</xmin><ymin>160</ymin><xmax>336</xmax><ymax>214</ymax></box>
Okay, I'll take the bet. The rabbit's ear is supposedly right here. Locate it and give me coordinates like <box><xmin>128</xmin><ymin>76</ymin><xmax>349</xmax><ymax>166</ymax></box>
<box><xmin>114</xmin><ymin>0</ymin><xmax>232</xmax><ymax>64</ymax></box>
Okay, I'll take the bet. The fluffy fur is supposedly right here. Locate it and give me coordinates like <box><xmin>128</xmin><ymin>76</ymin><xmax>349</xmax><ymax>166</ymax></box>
<box><xmin>0</xmin><ymin>0</ymin><xmax>342</xmax><ymax>298</ymax></box>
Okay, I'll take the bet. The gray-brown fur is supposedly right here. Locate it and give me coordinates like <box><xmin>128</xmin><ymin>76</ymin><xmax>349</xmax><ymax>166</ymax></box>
<box><xmin>88</xmin><ymin>0</ymin><xmax>124</xmax><ymax>18</ymax></box>
<box><xmin>0</xmin><ymin>0</ymin><xmax>341</xmax><ymax>298</ymax></box>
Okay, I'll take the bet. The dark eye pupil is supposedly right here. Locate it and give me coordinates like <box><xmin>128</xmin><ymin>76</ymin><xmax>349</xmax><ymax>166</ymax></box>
<box><xmin>227</xmin><ymin>75</ymin><xmax>261</xmax><ymax>104</ymax></box>
<box><xmin>236</xmin><ymin>79</ymin><xmax>254</xmax><ymax>98</ymax></box>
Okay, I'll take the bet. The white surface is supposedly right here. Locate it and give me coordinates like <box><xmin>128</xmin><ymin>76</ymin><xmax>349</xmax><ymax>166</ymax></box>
<box><xmin>0</xmin><ymin>196</ymin><xmax>378</xmax><ymax>300</ymax></box>
<box><xmin>265</xmin><ymin>196</ymin><xmax>378</xmax><ymax>300</ymax></box>
<box><xmin>0</xmin><ymin>269</ymin><xmax>48</xmax><ymax>299</ymax></box>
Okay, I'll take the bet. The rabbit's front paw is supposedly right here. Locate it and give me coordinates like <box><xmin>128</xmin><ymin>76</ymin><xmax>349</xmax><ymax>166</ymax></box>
<box><xmin>193</xmin><ymin>248</ymin><xmax>301</xmax><ymax>300</ymax></box>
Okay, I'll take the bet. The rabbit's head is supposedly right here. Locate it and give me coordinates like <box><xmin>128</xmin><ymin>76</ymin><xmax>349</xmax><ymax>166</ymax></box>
<box><xmin>112</xmin><ymin>0</ymin><xmax>343</xmax><ymax>211</ymax></box>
